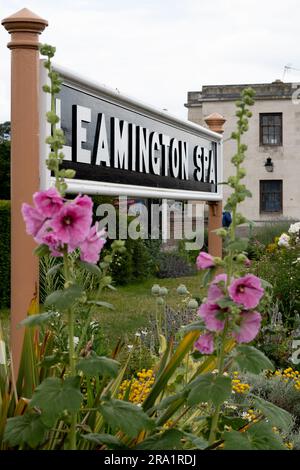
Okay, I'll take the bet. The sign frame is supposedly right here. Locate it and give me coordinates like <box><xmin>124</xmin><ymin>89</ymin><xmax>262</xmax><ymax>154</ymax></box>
<box><xmin>40</xmin><ymin>61</ymin><xmax>223</xmax><ymax>201</ymax></box>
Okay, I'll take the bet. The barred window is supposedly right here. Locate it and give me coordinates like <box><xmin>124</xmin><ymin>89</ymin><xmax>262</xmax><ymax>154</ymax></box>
<box><xmin>260</xmin><ymin>113</ymin><xmax>282</xmax><ymax>146</ymax></box>
<box><xmin>260</xmin><ymin>180</ymin><xmax>282</xmax><ymax>213</ymax></box>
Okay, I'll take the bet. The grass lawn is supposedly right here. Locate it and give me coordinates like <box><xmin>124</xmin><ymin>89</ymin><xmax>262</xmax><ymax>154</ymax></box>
<box><xmin>99</xmin><ymin>274</ymin><xmax>202</xmax><ymax>348</ymax></box>
<box><xmin>0</xmin><ymin>274</ymin><xmax>202</xmax><ymax>349</ymax></box>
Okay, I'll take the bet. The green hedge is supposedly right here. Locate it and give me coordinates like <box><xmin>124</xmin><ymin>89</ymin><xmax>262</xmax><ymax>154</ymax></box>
<box><xmin>0</xmin><ymin>200</ymin><xmax>10</xmax><ymax>307</ymax></box>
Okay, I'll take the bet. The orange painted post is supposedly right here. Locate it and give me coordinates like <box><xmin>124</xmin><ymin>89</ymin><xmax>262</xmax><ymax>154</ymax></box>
<box><xmin>2</xmin><ymin>9</ymin><xmax>48</xmax><ymax>373</ymax></box>
<box><xmin>205</xmin><ymin>113</ymin><xmax>226</xmax><ymax>258</ymax></box>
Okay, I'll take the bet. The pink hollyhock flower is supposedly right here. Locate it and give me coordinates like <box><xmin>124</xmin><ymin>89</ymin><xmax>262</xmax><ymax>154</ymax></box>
<box><xmin>232</xmin><ymin>311</ymin><xmax>262</xmax><ymax>343</ymax></box>
<box><xmin>228</xmin><ymin>274</ymin><xmax>264</xmax><ymax>309</ymax></box>
<box><xmin>42</xmin><ymin>232</ymin><xmax>63</xmax><ymax>257</ymax></box>
<box><xmin>194</xmin><ymin>332</ymin><xmax>214</xmax><ymax>354</ymax></box>
<box><xmin>244</xmin><ymin>258</ymin><xmax>251</xmax><ymax>268</ymax></box>
<box><xmin>79</xmin><ymin>225</ymin><xmax>106</xmax><ymax>264</ymax></box>
<box><xmin>51</xmin><ymin>201</ymin><xmax>92</xmax><ymax>245</ymax></box>
<box><xmin>198</xmin><ymin>302</ymin><xmax>225</xmax><ymax>332</ymax></box>
<box><xmin>33</xmin><ymin>188</ymin><xmax>63</xmax><ymax>218</ymax></box>
<box><xmin>207</xmin><ymin>273</ymin><xmax>227</xmax><ymax>303</ymax></box>
<box><xmin>21</xmin><ymin>203</ymin><xmax>46</xmax><ymax>238</ymax></box>
<box><xmin>196</xmin><ymin>252</ymin><xmax>215</xmax><ymax>270</ymax></box>
<box><xmin>74</xmin><ymin>194</ymin><xmax>93</xmax><ymax>212</ymax></box>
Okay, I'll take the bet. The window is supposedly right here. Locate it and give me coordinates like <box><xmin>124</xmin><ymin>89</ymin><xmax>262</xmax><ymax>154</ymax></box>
<box><xmin>260</xmin><ymin>113</ymin><xmax>282</xmax><ymax>146</ymax></box>
<box><xmin>260</xmin><ymin>180</ymin><xmax>282</xmax><ymax>213</ymax></box>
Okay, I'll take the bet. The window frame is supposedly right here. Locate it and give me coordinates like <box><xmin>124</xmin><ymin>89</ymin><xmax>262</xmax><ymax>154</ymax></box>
<box><xmin>259</xmin><ymin>112</ymin><xmax>283</xmax><ymax>146</ymax></box>
<box><xmin>259</xmin><ymin>179</ymin><xmax>283</xmax><ymax>214</ymax></box>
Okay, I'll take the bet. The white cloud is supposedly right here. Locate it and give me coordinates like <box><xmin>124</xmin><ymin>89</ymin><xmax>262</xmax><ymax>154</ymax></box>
<box><xmin>1</xmin><ymin>0</ymin><xmax>300</xmax><ymax>122</ymax></box>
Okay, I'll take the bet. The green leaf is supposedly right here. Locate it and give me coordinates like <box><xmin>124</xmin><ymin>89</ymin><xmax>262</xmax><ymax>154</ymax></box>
<box><xmin>156</xmin><ymin>391</ymin><xmax>188</xmax><ymax>410</ymax></box>
<box><xmin>187</xmin><ymin>373</ymin><xmax>232</xmax><ymax>407</ymax></box>
<box><xmin>47</xmin><ymin>262</ymin><xmax>63</xmax><ymax>277</ymax></box>
<box><xmin>4</xmin><ymin>413</ymin><xmax>47</xmax><ymax>448</ymax></box>
<box><xmin>82</xmin><ymin>433</ymin><xmax>127</xmax><ymax>450</ymax></box>
<box><xmin>20</xmin><ymin>311</ymin><xmax>56</xmax><ymax>328</ymax></box>
<box><xmin>223</xmin><ymin>429</ymin><xmax>253</xmax><ymax>450</ymax></box>
<box><xmin>99</xmin><ymin>398</ymin><xmax>154</xmax><ymax>438</ymax></box>
<box><xmin>77</xmin><ymin>260</ymin><xmax>101</xmax><ymax>276</ymax></box>
<box><xmin>224</xmin><ymin>422</ymin><xmax>286</xmax><ymax>450</ymax></box>
<box><xmin>40</xmin><ymin>352</ymin><xmax>65</xmax><ymax>368</ymax></box>
<box><xmin>226</xmin><ymin>238</ymin><xmax>249</xmax><ymax>252</ymax></box>
<box><xmin>77</xmin><ymin>355</ymin><xmax>120</xmax><ymax>378</ymax></box>
<box><xmin>107</xmin><ymin>284</ymin><xmax>117</xmax><ymax>291</ymax></box>
<box><xmin>181</xmin><ymin>321</ymin><xmax>204</xmax><ymax>334</ymax></box>
<box><xmin>202</xmin><ymin>268</ymin><xmax>216</xmax><ymax>287</ymax></box>
<box><xmin>135</xmin><ymin>429</ymin><xmax>183</xmax><ymax>450</ymax></box>
<box><xmin>217</xmin><ymin>298</ymin><xmax>237</xmax><ymax>309</ymax></box>
<box><xmin>34</xmin><ymin>244</ymin><xmax>50</xmax><ymax>257</ymax></box>
<box><xmin>260</xmin><ymin>278</ymin><xmax>273</xmax><ymax>290</ymax></box>
<box><xmin>234</xmin><ymin>345</ymin><xmax>274</xmax><ymax>374</ymax></box>
<box><xmin>30</xmin><ymin>376</ymin><xmax>82</xmax><ymax>426</ymax></box>
<box><xmin>253</xmin><ymin>396</ymin><xmax>292</xmax><ymax>430</ymax></box>
<box><xmin>220</xmin><ymin>415</ymin><xmax>247</xmax><ymax>431</ymax></box>
<box><xmin>143</xmin><ymin>330</ymin><xmax>200</xmax><ymax>412</ymax></box>
<box><xmin>45</xmin><ymin>284</ymin><xmax>83</xmax><ymax>310</ymax></box>
<box><xmin>181</xmin><ymin>432</ymin><xmax>208</xmax><ymax>449</ymax></box>
<box><xmin>86</xmin><ymin>300</ymin><xmax>115</xmax><ymax>310</ymax></box>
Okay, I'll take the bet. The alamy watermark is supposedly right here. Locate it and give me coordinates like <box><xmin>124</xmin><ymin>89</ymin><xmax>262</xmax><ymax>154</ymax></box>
<box><xmin>292</xmin><ymin>82</ymin><xmax>300</xmax><ymax>104</ymax></box>
<box><xmin>95</xmin><ymin>196</ymin><xmax>205</xmax><ymax>251</ymax></box>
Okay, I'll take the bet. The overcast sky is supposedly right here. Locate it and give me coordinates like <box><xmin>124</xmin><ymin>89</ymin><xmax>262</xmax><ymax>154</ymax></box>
<box><xmin>1</xmin><ymin>0</ymin><xmax>300</xmax><ymax>122</ymax></box>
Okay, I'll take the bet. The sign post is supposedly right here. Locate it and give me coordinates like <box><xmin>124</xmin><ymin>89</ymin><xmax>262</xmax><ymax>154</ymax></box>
<box><xmin>2</xmin><ymin>8</ymin><xmax>48</xmax><ymax>374</ymax></box>
<box><xmin>205</xmin><ymin>113</ymin><xmax>226</xmax><ymax>258</ymax></box>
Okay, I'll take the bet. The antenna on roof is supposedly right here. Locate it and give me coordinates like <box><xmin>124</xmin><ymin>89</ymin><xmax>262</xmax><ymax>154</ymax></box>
<box><xmin>283</xmin><ymin>64</ymin><xmax>300</xmax><ymax>81</ymax></box>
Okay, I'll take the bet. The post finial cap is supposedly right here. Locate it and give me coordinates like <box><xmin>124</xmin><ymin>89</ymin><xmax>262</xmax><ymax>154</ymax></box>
<box><xmin>205</xmin><ymin>113</ymin><xmax>226</xmax><ymax>134</ymax></box>
<box><xmin>2</xmin><ymin>8</ymin><xmax>48</xmax><ymax>34</ymax></box>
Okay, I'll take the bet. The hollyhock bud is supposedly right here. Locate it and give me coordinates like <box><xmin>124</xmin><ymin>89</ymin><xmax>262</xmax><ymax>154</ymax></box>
<box><xmin>196</xmin><ymin>252</ymin><xmax>215</xmax><ymax>270</ymax></box>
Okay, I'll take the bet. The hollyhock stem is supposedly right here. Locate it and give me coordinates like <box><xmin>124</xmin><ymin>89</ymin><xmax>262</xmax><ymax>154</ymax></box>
<box><xmin>208</xmin><ymin>129</ymin><xmax>241</xmax><ymax>445</ymax></box>
<box><xmin>208</xmin><ymin>321</ymin><xmax>228</xmax><ymax>445</ymax></box>
<box><xmin>68</xmin><ymin>306</ymin><xmax>77</xmax><ymax>450</ymax></box>
<box><xmin>63</xmin><ymin>251</ymin><xmax>77</xmax><ymax>450</ymax></box>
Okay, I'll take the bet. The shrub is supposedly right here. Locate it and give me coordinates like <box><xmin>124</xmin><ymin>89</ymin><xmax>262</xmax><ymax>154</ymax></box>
<box><xmin>144</xmin><ymin>238</ymin><xmax>162</xmax><ymax>266</ymax></box>
<box><xmin>252</xmin><ymin>247</ymin><xmax>300</xmax><ymax>325</ymax></box>
<box><xmin>110</xmin><ymin>246</ymin><xmax>134</xmax><ymax>285</ymax></box>
<box><xmin>157</xmin><ymin>252</ymin><xmax>195</xmax><ymax>278</ymax></box>
<box><xmin>0</xmin><ymin>140</ymin><xmax>10</xmax><ymax>200</ymax></box>
<box><xmin>253</xmin><ymin>221</ymin><xmax>295</xmax><ymax>247</ymax></box>
<box><xmin>109</xmin><ymin>237</ymin><xmax>154</xmax><ymax>285</ymax></box>
<box><xmin>240</xmin><ymin>370</ymin><xmax>300</xmax><ymax>426</ymax></box>
<box><xmin>247</xmin><ymin>221</ymin><xmax>296</xmax><ymax>260</ymax></box>
<box><xmin>0</xmin><ymin>200</ymin><xmax>10</xmax><ymax>307</ymax></box>
<box><xmin>130</xmin><ymin>237</ymin><xmax>155</xmax><ymax>280</ymax></box>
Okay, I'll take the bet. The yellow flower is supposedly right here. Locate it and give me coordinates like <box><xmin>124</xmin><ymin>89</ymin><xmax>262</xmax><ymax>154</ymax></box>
<box><xmin>285</xmin><ymin>442</ymin><xmax>294</xmax><ymax>450</ymax></box>
<box><xmin>118</xmin><ymin>369</ymin><xmax>155</xmax><ymax>404</ymax></box>
<box><xmin>266</xmin><ymin>243</ymin><xmax>277</xmax><ymax>253</ymax></box>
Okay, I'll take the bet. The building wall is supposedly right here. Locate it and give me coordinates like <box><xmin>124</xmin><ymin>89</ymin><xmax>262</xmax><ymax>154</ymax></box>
<box><xmin>187</xmin><ymin>97</ymin><xmax>300</xmax><ymax>222</ymax></box>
